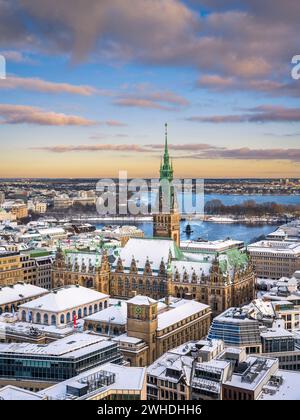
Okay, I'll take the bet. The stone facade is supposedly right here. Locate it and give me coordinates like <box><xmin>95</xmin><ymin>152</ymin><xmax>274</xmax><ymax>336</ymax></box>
<box><xmin>52</xmin><ymin>248</ymin><xmax>110</xmax><ymax>294</ymax></box>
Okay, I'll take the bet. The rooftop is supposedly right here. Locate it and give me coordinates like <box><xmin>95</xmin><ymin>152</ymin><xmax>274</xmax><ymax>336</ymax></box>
<box><xmin>0</xmin><ymin>332</ymin><xmax>113</xmax><ymax>358</ymax></box>
<box><xmin>19</xmin><ymin>285</ymin><xmax>108</xmax><ymax>313</ymax></box>
<box><xmin>116</xmin><ymin>237</ymin><xmax>179</xmax><ymax>271</ymax></box>
<box><xmin>157</xmin><ymin>300</ymin><xmax>209</xmax><ymax>331</ymax></box>
<box><xmin>84</xmin><ymin>302</ymin><xmax>127</xmax><ymax>325</ymax></box>
<box><xmin>127</xmin><ymin>295</ymin><xmax>157</xmax><ymax>306</ymax></box>
<box><xmin>0</xmin><ymin>386</ymin><xmax>45</xmax><ymax>401</ymax></box>
<box><xmin>0</xmin><ymin>283</ymin><xmax>48</xmax><ymax>306</ymax></box>
<box><xmin>39</xmin><ymin>362</ymin><xmax>146</xmax><ymax>400</ymax></box>
<box><xmin>259</xmin><ymin>370</ymin><xmax>300</xmax><ymax>400</ymax></box>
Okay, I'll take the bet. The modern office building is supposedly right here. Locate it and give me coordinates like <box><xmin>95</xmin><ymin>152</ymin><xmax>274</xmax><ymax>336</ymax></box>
<box><xmin>38</xmin><ymin>362</ymin><xmax>147</xmax><ymax>400</ymax></box>
<box><xmin>248</xmin><ymin>240</ymin><xmax>300</xmax><ymax>279</ymax></box>
<box><xmin>0</xmin><ymin>332</ymin><xmax>122</xmax><ymax>390</ymax></box>
<box><xmin>208</xmin><ymin>308</ymin><xmax>262</xmax><ymax>354</ymax></box>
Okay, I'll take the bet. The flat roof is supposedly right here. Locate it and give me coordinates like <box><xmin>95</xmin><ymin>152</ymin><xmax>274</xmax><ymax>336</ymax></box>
<box><xmin>0</xmin><ymin>385</ymin><xmax>45</xmax><ymax>400</ymax></box>
<box><xmin>38</xmin><ymin>362</ymin><xmax>146</xmax><ymax>399</ymax></box>
<box><xmin>0</xmin><ymin>332</ymin><xmax>113</xmax><ymax>358</ymax></box>
<box><xmin>259</xmin><ymin>370</ymin><xmax>300</xmax><ymax>400</ymax></box>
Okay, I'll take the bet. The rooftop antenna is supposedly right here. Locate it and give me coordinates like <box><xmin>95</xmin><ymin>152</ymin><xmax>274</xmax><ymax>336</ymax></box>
<box><xmin>164</xmin><ymin>122</ymin><xmax>168</xmax><ymax>154</ymax></box>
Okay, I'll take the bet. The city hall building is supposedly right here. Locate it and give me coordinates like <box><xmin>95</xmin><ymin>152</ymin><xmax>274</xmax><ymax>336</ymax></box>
<box><xmin>52</xmin><ymin>127</ymin><xmax>255</xmax><ymax>316</ymax></box>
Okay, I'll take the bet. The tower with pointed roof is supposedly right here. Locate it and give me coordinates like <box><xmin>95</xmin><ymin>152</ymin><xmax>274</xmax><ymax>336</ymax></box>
<box><xmin>153</xmin><ymin>123</ymin><xmax>180</xmax><ymax>246</ymax></box>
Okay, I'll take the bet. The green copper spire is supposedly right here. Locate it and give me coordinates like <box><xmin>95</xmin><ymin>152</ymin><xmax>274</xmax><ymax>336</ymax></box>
<box><xmin>160</xmin><ymin>123</ymin><xmax>173</xmax><ymax>182</ymax></box>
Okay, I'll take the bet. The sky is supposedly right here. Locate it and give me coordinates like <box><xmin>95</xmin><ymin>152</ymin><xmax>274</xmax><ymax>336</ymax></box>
<box><xmin>0</xmin><ymin>0</ymin><xmax>300</xmax><ymax>179</ymax></box>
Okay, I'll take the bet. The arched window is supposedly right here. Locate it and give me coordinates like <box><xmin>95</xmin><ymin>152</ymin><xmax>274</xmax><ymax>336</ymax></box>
<box><xmin>21</xmin><ymin>310</ymin><xmax>26</xmax><ymax>321</ymax></box>
<box><xmin>94</xmin><ymin>304</ymin><xmax>98</xmax><ymax>313</ymax></box>
<box><xmin>4</xmin><ymin>305</ymin><xmax>9</xmax><ymax>313</ymax></box>
<box><xmin>83</xmin><ymin>307</ymin><xmax>87</xmax><ymax>317</ymax></box>
<box><xmin>89</xmin><ymin>305</ymin><xmax>93</xmax><ymax>315</ymax></box>
<box><xmin>72</xmin><ymin>310</ymin><xmax>76</xmax><ymax>321</ymax></box>
<box><xmin>66</xmin><ymin>312</ymin><xmax>71</xmax><ymax>323</ymax></box>
<box><xmin>43</xmin><ymin>313</ymin><xmax>48</xmax><ymax>325</ymax></box>
<box><xmin>104</xmin><ymin>300</ymin><xmax>108</xmax><ymax>309</ymax></box>
<box><xmin>105</xmin><ymin>325</ymin><xmax>109</xmax><ymax>335</ymax></box>
<box><xmin>139</xmin><ymin>357</ymin><xmax>143</xmax><ymax>367</ymax></box>
<box><xmin>85</xmin><ymin>278</ymin><xmax>93</xmax><ymax>288</ymax></box>
<box><xmin>51</xmin><ymin>315</ymin><xmax>56</xmax><ymax>325</ymax></box>
<box><xmin>96</xmin><ymin>325</ymin><xmax>102</xmax><ymax>333</ymax></box>
<box><xmin>88</xmin><ymin>323</ymin><xmax>93</xmax><ymax>331</ymax></box>
<box><xmin>36</xmin><ymin>313</ymin><xmax>41</xmax><ymax>324</ymax></box>
<box><xmin>99</xmin><ymin>302</ymin><xmax>103</xmax><ymax>311</ymax></box>
<box><xmin>60</xmin><ymin>314</ymin><xmax>65</xmax><ymax>324</ymax></box>
<box><xmin>78</xmin><ymin>308</ymin><xmax>82</xmax><ymax>319</ymax></box>
<box><xmin>113</xmin><ymin>327</ymin><xmax>119</xmax><ymax>336</ymax></box>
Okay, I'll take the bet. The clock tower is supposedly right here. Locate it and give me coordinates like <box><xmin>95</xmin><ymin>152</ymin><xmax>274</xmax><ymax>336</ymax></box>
<box><xmin>153</xmin><ymin>123</ymin><xmax>180</xmax><ymax>247</ymax></box>
<box><xmin>127</xmin><ymin>295</ymin><xmax>158</xmax><ymax>364</ymax></box>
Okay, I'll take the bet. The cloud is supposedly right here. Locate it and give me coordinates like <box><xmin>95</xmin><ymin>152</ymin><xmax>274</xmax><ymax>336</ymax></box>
<box><xmin>190</xmin><ymin>147</ymin><xmax>300</xmax><ymax>162</ymax></box>
<box><xmin>186</xmin><ymin>105</ymin><xmax>300</xmax><ymax>124</ymax></box>
<box><xmin>114</xmin><ymin>90</ymin><xmax>189</xmax><ymax>111</ymax></box>
<box><xmin>105</xmin><ymin>120</ymin><xmax>127</xmax><ymax>127</ymax></box>
<box><xmin>147</xmin><ymin>143</ymin><xmax>219</xmax><ymax>151</ymax></box>
<box><xmin>1</xmin><ymin>75</ymin><xmax>98</xmax><ymax>95</ymax></box>
<box><xmin>1</xmin><ymin>0</ymin><xmax>299</xmax><ymax>100</ymax></box>
<box><xmin>0</xmin><ymin>50</ymin><xmax>33</xmax><ymax>63</ymax></box>
<box><xmin>0</xmin><ymin>104</ymin><xmax>96</xmax><ymax>126</ymax></box>
<box><xmin>197</xmin><ymin>74</ymin><xmax>300</xmax><ymax>98</ymax></box>
<box><xmin>31</xmin><ymin>141</ymin><xmax>300</xmax><ymax>163</ymax></box>
<box><xmin>31</xmin><ymin>144</ymin><xmax>148</xmax><ymax>153</ymax></box>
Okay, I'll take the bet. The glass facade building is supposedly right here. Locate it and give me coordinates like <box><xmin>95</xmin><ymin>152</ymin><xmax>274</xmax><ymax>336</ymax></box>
<box><xmin>208</xmin><ymin>308</ymin><xmax>261</xmax><ymax>353</ymax></box>
<box><xmin>0</xmin><ymin>336</ymin><xmax>122</xmax><ymax>382</ymax></box>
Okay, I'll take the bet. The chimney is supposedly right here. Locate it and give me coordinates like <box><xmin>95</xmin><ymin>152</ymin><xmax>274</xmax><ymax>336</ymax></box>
<box><xmin>165</xmin><ymin>295</ymin><xmax>171</xmax><ymax>306</ymax></box>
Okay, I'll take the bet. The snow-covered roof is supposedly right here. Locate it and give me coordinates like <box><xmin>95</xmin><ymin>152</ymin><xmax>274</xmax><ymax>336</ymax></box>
<box><xmin>116</xmin><ymin>238</ymin><xmax>178</xmax><ymax>271</ymax></box>
<box><xmin>248</xmin><ymin>240</ymin><xmax>300</xmax><ymax>256</ymax></box>
<box><xmin>112</xmin><ymin>333</ymin><xmax>145</xmax><ymax>345</ymax></box>
<box><xmin>85</xmin><ymin>302</ymin><xmax>127</xmax><ymax>325</ymax></box>
<box><xmin>0</xmin><ymin>283</ymin><xmax>48</xmax><ymax>306</ymax></box>
<box><xmin>19</xmin><ymin>286</ymin><xmax>108</xmax><ymax>313</ymax></box>
<box><xmin>224</xmin><ymin>356</ymin><xmax>278</xmax><ymax>391</ymax></box>
<box><xmin>260</xmin><ymin>328</ymin><xmax>294</xmax><ymax>339</ymax></box>
<box><xmin>0</xmin><ymin>332</ymin><xmax>111</xmax><ymax>357</ymax></box>
<box><xmin>0</xmin><ymin>386</ymin><xmax>45</xmax><ymax>400</ymax></box>
<box><xmin>259</xmin><ymin>370</ymin><xmax>300</xmax><ymax>400</ymax></box>
<box><xmin>157</xmin><ymin>300</ymin><xmax>209</xmax><ymax>331</ymax></box>
<box><xmin>38</xmin><ymin>227</ymin><xmax>66</xmax><ymax>236</ymax></box>
<box><xmin>180</xmin><ymin>239</ymin><xmax>243</xmax><ymax>253</ymax></box>
<box><xmin>38</xmin><ymin>362</ymin><xmax>146</xmax><ymax>400</ymax></box>
<box><xmin>127</xmin><ymin>295</ymin><xmax>157</xmax><ymax>306</ymax></box>
<box><xmin>147</xmin><ymin>351</ymin><xmax>193</xmax><ymax>384</ymax></box>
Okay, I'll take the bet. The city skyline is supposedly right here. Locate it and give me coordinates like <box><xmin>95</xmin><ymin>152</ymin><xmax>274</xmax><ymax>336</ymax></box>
<box><xmin>0</xmin><ymin>0</ymin><xmax>300</xmax><ymax>178</ymax></box>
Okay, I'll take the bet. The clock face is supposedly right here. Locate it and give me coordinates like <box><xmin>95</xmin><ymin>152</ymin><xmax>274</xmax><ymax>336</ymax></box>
<box><xmin>135</xmin><ymin>306</ymin><xmax>142</xmax><ymax>316</ymax></box>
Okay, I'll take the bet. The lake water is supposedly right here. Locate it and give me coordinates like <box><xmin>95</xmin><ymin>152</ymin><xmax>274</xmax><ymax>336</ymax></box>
<box><xmin>205</xmin><ymin>194</ymin><xmax>300</xmax><ymax>206</ymax></box>
<box><xmin>95</xmin><ymin>194</ymin><xmax>297</xmax><ymax>244</ymax></box>
<box><xmin>95</xmin><ymin>220</ymin><xmax>279</xmax><ymax>245</ymax></box>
